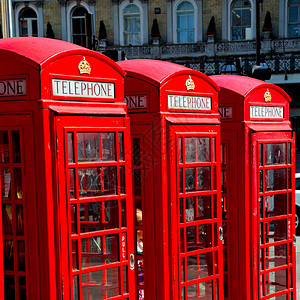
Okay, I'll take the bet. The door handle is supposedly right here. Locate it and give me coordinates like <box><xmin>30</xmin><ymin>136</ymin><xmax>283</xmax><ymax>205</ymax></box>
<box><xmin>293</xmin><ymin>234</ymin><xmax>297</xmax><ymax>247</ymax></box>
<box><xmin>130</xmin><ymin>254</ymin><xmax>135</xmax><ymax>270</ymax></box>
<box><xmin>219</xmin><ymin>227</ymin><xmax>224</xmax><ymax>243</ymax></box>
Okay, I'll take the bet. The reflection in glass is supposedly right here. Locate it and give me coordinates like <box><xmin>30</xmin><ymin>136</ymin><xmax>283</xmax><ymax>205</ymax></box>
<box><xmin>185</xmin><ymin>138</ymin><xmax>196</xmax><ymax>162</ymax></box>
<box><xmin>266</xmin><ymin>269</ymin><xmax>288</xmax><ymax>295</ymax></box>
<box><xmin>119</xmin><ymin>132</ymin><xmax>124</xmax><ymax>161</ymax></box>
<box><xmin>3</xmin><ymin>240</ymin><xmax>14</xmax><ymax>270</ymax></box>
<box><xmin>265</xmin><ymin>143</ymin><xmax>286</xmax><ymax>165</ymax></box>
<box><xmin>69</xmin><ymin>169</ymin><xmax>75</xmax><ymax>199</ymax></box>
<box><xmin>265</xmin><ymin>244</ymin><xmax>287</xmax><ymax>270</ymax></box>
<box><xmin>68</xmin><ymin>132</ymin><xmax>74</xmax><ymax>163</ymax></box>
<box><xmin>265</xmin><ymin>194</ymin><xmax>287</xmax><ymax>218</ymax></box>
<box><xmin>178</xmin><ymin>137</ymin><xmax>182</xmax><ymax>163</ymax></box>
<box><xmin>187</xmin><ymin>280</ymin><xmax>213</xmax><ymax>298</ymax></box>
<box><xmin>197</xmin><ymin>195</ymin><xmax>211</xmax><ymax>220</ymax></box>
<box><xmin>1</xmin><ymin>168</ymin><xmax>11</xmax><ymax>199</ymax></box>
<box><xmin>12</xmin><ymin>131</ymin><xmax>21</xmax><ymax>163</ymax></box>
<box><xmin>14</xmin><ymin>168</ymin><xmax>23</xmax><ymax>200</ymax></box>
<box><xmin>133</xmin><ymin>138</ymin><xmax>141</xmax><ymax>166</ymax></box>
<box><xmin>4</xmin><ymin>275</ymin><xmax>15</xmax><ymax>299</ymax></box>
<box><xmin>135</xmin><ymin>200</ymin><xmax>142</xmax><ymax>226</ymax></box>
<box><xmin>72</xmin><ymin>240</ymin><xmax>79</xmax><ymax>270</ymax></box>
<box><xmin>265</xmin><ymin>219</ymin><xmax>287</xmax><ymax>243</ymax></box>
<box><xmin>259</xmin><ymin>143</ymin><xmax>263</xmax><ymax>166</ymax></box>
<box><xmin>70</xmin><ymin>204</ymin><xmax>77</xmax><ymax>234</ymax></box>
<box><xmin>265</xmin><ymin>169</ymin><xmax>287</xmax><ymax>191</ymax></box>
<box><xmin>73</xmin><ymin>275</ymin><xmax>79</xmax><ymax>300</ymax></box>
<box><xmin>81</xmin><ymin>234</ymin><xmax>119</xmax><ymax>268</ymax></box>
<box><xmin>16</xmin><ymin>205</ymin><xmax>24</xmax><ymax>236</ymax></box>
<box><xmin>196</xmin><ymin>137</ymin><xmax>210</xmax><ymax>162</ymax></box>
<box><xmin>288</xmin><ymin>143</ymin><xmax>291</xmax><ymax>164</ymax></box>
<box><xmin>0</xmin><ymin>131</ymin><xmax>9</xmax><ymax>163</ymax></box>
<box><xmin>18</xmin><ymin>240</ymin><xmax>25</xmax><ymax>271</ymax></box>
<box><xmin>137</xmin><ymin>259</ymin><xmax>144</xmax><ymax>285</ymax></box>
<box><xmin>82</xmin><ymin>268</ymin><xmax>120</xmax><ymax>298</ymax></box>
<box><xmin>186</xmin><ymin>252</ymin><xmax>213</xmax><ymax>282</ymax></box>
<box><xmin>121</xmin><ymin>199</ymin><xmax>127</xmax><ymax>228</ymax></box>
<box><xmin>134</xmin><ymin>169</ymin><xmax>141</xmax><ymax>196</ymax></box>
<box><xmin>197</xmin><ymin>167</ymin><xmax>211</xmax><ymax>190</ymax></box>
<box><xmin>136</xmin><ymin>230</ymin><xmax>143</xmax><ymax>255</ymax></box>
<box><xmin>120</xmin><ymin>165</ymin><xmax>126</xmax><ymax>194</ymax></box>
<box><xmin>19</xmin><ymin>276</ymin><xmax>26</xmax><ymax>299</ymax></box>
<box><xmin>179</xmin><ymin>168</ymin><xmax>183</xmax><ymax>193</ymax></box>
<box><xmin>79</xmin><ymin>200</ymin><xmax>119</xmax><ymax>233</ymax></box>
<box><xmin>78</xmin><ymin>167</ymin><xmax>117</xmax><ymax>198</ymax></box>
<box><xmin>2</xmin><ymin>204</ymin><xmax>12</xmax><ymax>235</ymax></box>
<box><xmin>213</xmin><ymin>137</ymin><xmax>216</xmax><ymax>162</ymax></box>
<box><xmin>123</xmin><ymin>265</ymin><xmax>128</xmax><ymax>294</ymax></box>
<box><xmin>181</xmin><ymin>257</ymin><xmax>185</xmax><ymax>283</ymax></box>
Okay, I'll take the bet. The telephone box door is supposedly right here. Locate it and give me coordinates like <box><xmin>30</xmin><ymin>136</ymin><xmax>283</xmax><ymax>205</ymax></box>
<box><xmin>169</xmin><ymin>124</ymin><xmax>223</xmax><ymax>300</ymax></box>
<box><xmin>251</xmin><ymin>131</ymin><xmax>296</xmax><ymax>300</ymax></box>
<box><xmin>55</xmin><ymin>115</ymin><xmax>135</xmax><ymax>300</ymax></box>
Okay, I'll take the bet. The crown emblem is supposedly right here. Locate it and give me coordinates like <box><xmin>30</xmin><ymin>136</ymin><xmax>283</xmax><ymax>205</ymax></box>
<box><xmin>78</xmin><ymin>57</ymin><xmax>91</xmax><ymax>75</ymax></box>
<box><xmin>264</xmin><ymin>89</ymin><xmax>271</xmax><ymax>102</ymax></box>
<box><xmin>186</xmin><ymin>76</ymin><xmax>195</xmax><ymax>91</ymax></box>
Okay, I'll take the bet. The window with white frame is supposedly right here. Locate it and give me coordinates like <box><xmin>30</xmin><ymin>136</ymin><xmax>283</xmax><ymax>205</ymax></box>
<box><xmin>122</xmin><ymin>4</ymin><xmax>141</xmax><ymax>45</ymax></box>
<box><xmin>231</xmin><ymin>0</ymin><xmax>252</xmax><ymax>40</ymax></box>
<box><xmin>19</xmin><ymin>8</ymin><xmax>38</xmax><ymax>37</ymax></box>
<box><xmin>72</xmin><ymin>6</ymin><xmax>92</xmax><ymax>47</ymax></box>
<box><xmin>176</xmin><ymin>1</ymin><xmax>195</xmax><ymax>43</ymax></box>
<box><xmin>288</xmin><ymin>0</ymin><xmax>300</xmax><ymax>37</ymax></box>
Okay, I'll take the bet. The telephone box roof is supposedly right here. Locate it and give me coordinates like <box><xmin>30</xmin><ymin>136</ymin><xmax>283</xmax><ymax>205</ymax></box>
<box><xmin>211</xmin><ymin>75</ymin><xmax>290</xmax><ymax>101</ymax></box>
<box><xmin>118</xmin><ymin>59</ymin><xmax>220</xmax><ymax>90</ymax></box>
<box><xmin>0</xmin><ymin>37</ymin><xmax>125</xmax><ymax>76</ymax></box>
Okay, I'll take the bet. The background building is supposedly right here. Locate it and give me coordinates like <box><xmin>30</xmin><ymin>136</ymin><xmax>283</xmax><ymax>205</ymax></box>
<box><xmin>1</xmin><ymin>0</ymin><xmax>300</xmax><ymax>146</ymax></box>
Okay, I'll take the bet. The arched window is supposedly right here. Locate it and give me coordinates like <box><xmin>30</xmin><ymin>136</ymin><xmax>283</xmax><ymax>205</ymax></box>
<box><xmin>72</xmin><ymin>6</ymin><xmax>92</xmax><ymax>47</ymax></box>
<box><xmin>176</xmin><ymin>1</ymin><xmax>195</xmax><ymax>43</ymax></box>
<box><xmin>123</xmin><ymin>4</ymin><xmax>141</xmax><ymax>45</ymax></box>
<box><xmin>19</xmin><ymin>8</ymin><xmax>37</xmax><ymax>37</ymax></box>
<box><xmin>231</xmin><ymin>0</ymin><xmax>252</xmax><ymax>40</ymax></box>
<box><xmin>288</xmin><ymin>0</ymin><xmax>300</xmax><ymax>37</ymax></box>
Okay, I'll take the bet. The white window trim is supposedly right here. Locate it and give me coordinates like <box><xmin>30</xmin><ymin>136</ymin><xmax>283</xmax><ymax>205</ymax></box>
<box><xmin>15</xmin><ymin>4</ymin><xmax>41</xmax><ymax>37</ymax></box>
<box><xmin>173</xmin><ymin>0</ymin><xmax>198</xmax><ymax>44</ymax></box>
<box><xmin>66</xmin><ymin>1</ymin><xmax>92</xmax><ymax>43</ymax></box>
<box><xmin>227</xmin><ymin>0</ymin><xmax>255</xmax><ymax>41</ymax></box>
<box><xmin>285</xmin><ymin>0</ymin><xmax>300</xmax><ymax>37</ymax></box>
<box><xmin>119</xmin><ymin>0</ymin><xmax>144</xmax><ymax>46</ymax></box>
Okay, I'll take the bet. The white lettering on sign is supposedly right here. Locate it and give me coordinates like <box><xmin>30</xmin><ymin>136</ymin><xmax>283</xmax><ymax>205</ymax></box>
<box><xmin>168</xmin><ymin>94</ymin><xmax>211</xmax><ymax>111</ymax></box>
<box><xmin>250</xmin><ymin>106</ymin><xmax>284</xmax><ymax>119</ymax></box>
<box><xmin>219</xmin><ymin>107</ymin><xmax>232</xmax><ymax>119</ymax></box>
<box><xmin>52</xmin><ymin>79</ymin><xmax>115</xmax><ymax>99</ymax></box>
<box><xmin>125</xmin><ymin>95</ymin><xmax>147</xmax><ymax>109</ymax></box>
<box><xmin>0</xmin><ymin>79</ymin><xmax>26</xmax><ymax>97</ymax></box>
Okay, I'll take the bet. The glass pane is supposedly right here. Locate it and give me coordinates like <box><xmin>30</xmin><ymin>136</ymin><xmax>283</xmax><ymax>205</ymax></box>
<box><xmin>121</xmin><ymin>199</ymin><xmax>126</xmax><ymax>228</ymax></box>
<box><xmin>265</xmin><ymin>143</ymin><xmax>286</xmax><ymax>165</ymax></box>
<box><xmin>4</xmin><ymin>275</ymin><xmax>15</xmax><ymax>300</ymax></box>
<box><xmin>102</xmin><ymin>133</ymin><xmax>116</xmax><ymax>161</ymax></box>
<box><xmin>14</xmin><ymin>168</ymin><xmax>23</xmax><ymax>200</ymax></box>
<box><xmin>0</xmin><ymin>131</ymin><xmax>9</xmax><ymax>163</ymax></box>
<box><xmin>19</xmin><ymin>276</ymin><xmax>26</xmax><ymax>299</ymax></box>
<box><xmin>185</xmin><ymin>138</ymin><xmax>196</xmax><ymax>162</ymax></box>
<box><xmin>1</xmin><ymin>168</ymin><xmax>11</xmax><ymax>199</ymax></box>
<box><xmin>81</xmin><ymin>234</ymin><xmax>119</xmax><ymax>268</ymax></box>
<box><xmin>78</xmin><ymin>167</ymin><xmax>117</xmax><ymax>198</ymax></box>
<box><xmin>18</xmin><ymin>240</ymin><xmax>25</xmax><ymax>271</ymax></box>
<box><xmin>68</xmin><ymin>132</ymin><xmax>74</xmax><ymax>163</ymax></box>
<box><xmin>3</xmin><ymin>240</ymin><xmax>14</xmax><ymax>270</ymax></box>
<box><xmin>136</xmin><ymin>230</ymin><xmax>143</xmax><ymax>255</ymax></box>
<box><xmin>69</xmin><ymin>169</ymin><xmax>75</xmax><ymax>199</ymax></box>
<box><xmin>80</xmin><ymin>200</ymin><xmax>119</xmax><ymax>233</ymax></box>
<box><xmin>120</xmin><ymin>165</ymin><xmax>126</xmax><ymax>194</ymax></box>
<box><xmin>259</xmin><ymin>143</ymin><xmax>263</xmax><ymax>166</ymax></box>
<box><xmin>134</xmin><ymin>169</ymin><xmax>141</xmax><ymax>196</ymax></box>
<box><xmin>123</xmin><ymin>265</ymin><xmax>128</xmax><ymax>294</ymax></box>
<box><xmin>119</xmin><ymin>132</ymin><xmax>124</xmax><ymax>161</ymax></box>
<box><xmin>212</xmin><ymin>137</ymin><xmax>216</xmax><ymax>162</ymax></box>
<box><xmin>73</xmin><ymin>275</ymin><xmax>79</xmax><ymax>300</ymax></box>
<box><xmin>137</xmin><ymin>259</ymin><xmax>144</xmax><ymax>285</ymax></box>
<box><xmin>266</xmin><ymin>269</ymin><xmax>288</xmax><ymax>295</ymax></box>
<box><xmin>179</xmin><ymin>168</ymin><xmax>183</xmax><ymax>193</ymax></box>
<box><xmin>186</xmin><ymin>224</ymin><xmax>212</xmax><ymax>252</ymax></box>
<box><xmin>196</xmin><ymin>137</ymin><xmax>210</xmax><ymax>162</ymax></box>
<box><xmin>265</xmin><ymin>169</ymin><xmax>287</xmax><ymax>191</ymax></box>
<box><xmin>265</xmin><ymin>194</ymin><xmax>287</xmax><ymax>218</ymax></box>
<box><xmin>12</xmin><ymin>131</ymin><xmax>21</xmax><ymax>163</ymax></box>
<box><xmin>2</xmin><ymin>204</ymin><xmax>12</xmax><ymax>235</ymax></box>
<box><xmin>70</xmin><ymin>204</ymin><xmax>77</xmax><ymax>234</ymax></box>
<box><xmin>197</xmin><ymin>167</ymin><xmax>211</xmax><ymax>190</ymax></box>
<box><xmin>265</xmin><ymin>219</ymin><xmax>287</xmax><ymax>243</ymax></box>
<box><xmin>185</xmin><ymin>167</ymin><xmax>195</xmax><ymax>190</ymax></box>
<box><xmin>288</xmin><ymin>143</ymin><xmax>291</xmax><ymax>164</ymax></box>
<box><xmin>186</xmin><ymin>252</ymin><xmax>213</xmax><ymax>282</ymax></box>
<box><xmin>133</xmin><ymin>138</ymin><xmax>141</xmax><ymax>166</ymax></box>
<box><xmin>266</xmin><ymin>244</ymin><xmax>287</xmax><ymax>270</ymax></box>
<box><xmin>178</xmin><ymin>137</ymin><xmax>183</xmax><ymax>163</ymax></box>
<box><xmin>16</xmin><ymin>204</ymin><xmax>24</xmax><ymax>235</ymax></box>
<box><xmin>82</xmin><ymin>268</ymin><xmax>120</xmax><ymax>298</ymax></box>
<box><xmin>135</xmin><ymin>200</ymin><xmax>142</xmax><ymax>226</ymax></box>
<box><xmin>72</xmin><ymin>240</ymin><xmax>78</xmax><ymax>270</ymax></box>
<box><xmin>187</xmin><ymin>281</ymin><xmax>213</xmax><ymax>298</ymax></box>
<box><xmin>197</xmin><ymin>195</ymin><xmax>211</xmax><ymax>220</ymax></box>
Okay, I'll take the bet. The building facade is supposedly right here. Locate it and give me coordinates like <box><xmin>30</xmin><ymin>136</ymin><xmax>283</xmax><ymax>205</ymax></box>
<box><xmin>1</xmin><ymin>0</ymin><xmax>300</xmax><ymax>147</ymax></box>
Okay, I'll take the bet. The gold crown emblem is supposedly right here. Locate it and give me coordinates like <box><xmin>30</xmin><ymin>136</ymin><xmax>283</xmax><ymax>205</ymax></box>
<box><xmin>78</xmin><ymin>57</ymin><xmax>91</xmax><ymax>75</ymax></box>
<box><xmin>186</xmin><ymin>76</ymin><xmax>195</xmax><ymax>91</ymax></box>
<box><xmin>264</xmin><ymin>89</ymin><xmax>271</xmax><ymax>102</ymax></box>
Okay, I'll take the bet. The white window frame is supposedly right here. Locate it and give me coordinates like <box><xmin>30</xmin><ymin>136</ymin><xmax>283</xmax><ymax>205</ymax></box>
<box><xmin>286</xmin><ymin>0</ymin><xmax>300</xmax><ymax>38</ymax></box>
<box><xmin>173</xmin><ymin>0</ymin><xmax>197</xmax><ymax>44</ymax></box>
<box><xmin>15</xmin><ymin>4</ymin><xmax>41</xmax><ymax>37</ymax></box>
<box><xmin>119</xmin><ymin>0</ymin><xmax>144</xmax><ymax>46</ymax></box>
<box><xmin>66</xmin><ymin>1</ymin><xmax>93</xmax><ymax>44</ymax></box>
<box><xmin>227</xmin><ymin>0</ymin><xmax>254</xmax><ymax>41</ymax></box>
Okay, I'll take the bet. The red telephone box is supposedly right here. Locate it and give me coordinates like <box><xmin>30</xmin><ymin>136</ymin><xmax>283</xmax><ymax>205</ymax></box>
<box><xmin>211</xmin><ymin>75</ymin><xmax>296</xmax><ymax>300</ymax></box>
<box><xmin>0</xmin><ymin>37</ymin><xmax>135</xmax><ymax>299</ymax></box>
<box><xmin>118</xmin><ymin>59</ymin><xmax>224</xmax><ymax>300</ymax></box>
